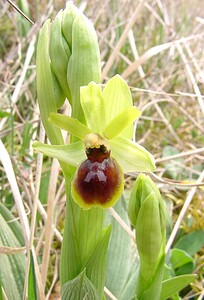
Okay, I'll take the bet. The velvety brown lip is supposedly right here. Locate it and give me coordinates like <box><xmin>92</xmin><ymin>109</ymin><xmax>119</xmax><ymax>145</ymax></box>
<box><xmin>74</xmin><ymin>146</ymin><xmax>122</xmax><ymax>205</ymax></box>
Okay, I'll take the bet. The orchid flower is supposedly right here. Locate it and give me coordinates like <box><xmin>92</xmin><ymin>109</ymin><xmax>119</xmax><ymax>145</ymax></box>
<box><xmin>33</xmin><ymin>75</ymin><xmax>155</xmax><ymax>209</ymax></box>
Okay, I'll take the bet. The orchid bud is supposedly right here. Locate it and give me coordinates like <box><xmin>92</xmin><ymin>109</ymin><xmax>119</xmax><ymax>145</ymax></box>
<box><xmin>128</xmin><ymin>174</ymin><xmax>166</xmax><ymax>281</ymax></box>
<box><xmin>36</xmin><ymin>3</ymin><xmax>101</xmax><ymax>145</ymax></box>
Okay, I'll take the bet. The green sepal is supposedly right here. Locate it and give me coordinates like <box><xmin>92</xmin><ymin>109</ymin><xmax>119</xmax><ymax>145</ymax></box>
<box><xmin>67</xmin><ymin>12</ymin><xmax>101</xmax><ymax>121</ymax></box>
<box><xmin>103</xmin><ymin>106</ymin><xmax>141</xmax><ymax>139</ymax></box>
<box><xmin>50</xmin><ymin>10</ymin><xmax>72</xmax><ymax>102</ymax></box>
<box><xmin>32</xmin><ymin>141</ymin><xmax>86</xmax><ymax>167</ymax></box>
<box><xmin>103</xmin><ymin>75</ymin><xmax>133</xmax><ymax>138</ymax></box>
<box><xmin>128</xmin><ymin>174</ymin><xmax>165</xmax><ymax>228</ymax></box>
<box><xmin>62</xmin><ymin>2</ymin><xmax>78</xmax><ymax>47</ymax></box>
<box><xmin>136</xmin><ymin>192</ymin><xmax>163</xmax><ymax>280</ymax></box>
<box><xmin>80</xmin><ymin>82</ymin><xmax>105</xmax><ymax>133</ymax></box>
<box><xmin>36</xmin><ymin>20</ymin><xmax>64</xmax><ymax>145</ymax></box>
<box><xmin>110</xmin><ymin>136</ymin><xmax>156</xmax><ymax>172</ymax></box>
<box><xmin>61</xmin><ymin>269</ymin><xmax>99</xmax><ymax>300</ymax></box>
<box><xmin>49</xmin><ymin>112</ymin><xmax>92</xmax><ymax>139</ymax></box>
<box><xmin>83</xmin><ymin>225</ymin><xmax>112</xmax><ymax>299</ymax></box>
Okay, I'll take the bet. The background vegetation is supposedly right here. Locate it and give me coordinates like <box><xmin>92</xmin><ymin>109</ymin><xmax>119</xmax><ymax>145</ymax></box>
<box><xmin>0</xmin><ymin>0</ymin><xmax>203</xmax><ymax>299</ymax></box>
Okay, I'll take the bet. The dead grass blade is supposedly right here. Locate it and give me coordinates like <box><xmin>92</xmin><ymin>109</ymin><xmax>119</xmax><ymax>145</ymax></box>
<box><xmin>102</xmin><ymin>0</ymin><xmax>147</xmax><ymax>79</ymax></box>
<box><xmin>41</xmin><ymin>158</ymin><xmax>61</xmax><ymax>290</ymax></box>
<box><xmin>175</xmin><ymin>42</ymin><xmax>204</xmax><ymax>115</ymax></box>
<box><xmin>165</xmin><ymin>169</ymin><xmax>204</xmax><ymax>253</ymax></box>
<box><xmin>23</xmin><ymin>122</ymin><xmax>46</xmax><ymax>300</ymax></box>
<box><xmin>122</xmin><ymin>34</ymin><xmax>204</xmax><ymax>79</ymax></box>
<box><xmin>0</xmin><ymin>139</ymin><xmax>30</xmax><ymax>243</ymax></box>
<box><xmin>0</xmin><ymin>245</ymin><xmax>26</xmax><ymax>254</ymax></box>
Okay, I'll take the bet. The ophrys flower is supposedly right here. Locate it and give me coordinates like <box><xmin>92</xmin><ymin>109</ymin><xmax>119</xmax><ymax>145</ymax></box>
<box><xmin>33</xmin><ymin>75</ymin><xmax>155</xmax><ymax>209</ymax></box>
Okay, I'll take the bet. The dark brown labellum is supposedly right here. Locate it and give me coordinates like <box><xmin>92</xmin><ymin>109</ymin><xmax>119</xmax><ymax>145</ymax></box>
<box><xmin>72</xmin><ymin>145</ymin><xmax>123</xmax><ymax>208</ymax></box>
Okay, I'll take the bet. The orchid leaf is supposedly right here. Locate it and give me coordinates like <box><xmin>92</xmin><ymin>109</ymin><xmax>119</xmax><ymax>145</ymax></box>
<box><xmin>84</xmin><ymin>225</ymin><xmax>111</xmax><ymax>299</ymax></box>
<box><xmin>0</xmin><ymin>205</ymin><xmax>26</xmax><ymax>300</ymax></box>
<box><xmin>80</xmin><ymin>82</ymin><xmax>105</xmax><ymax>133</ymax></box>
<box><xmin>160</xmin><ymin>274</ymin><xmax>196</xmax><ymax>300</ymax></box>
<box><xmin>61</xmin><ymin>269</ymin><xmax>99</xmax><ymax>300</ymax></box>
<box><xmin>103</xmin><ymin>106</ymin><xmax>141</xmax><ymax>139</ymax></box>
<box><xmin>105</xmin><ymin>196</ymin><xmax>134</xmax><ymax>298</ymax></box>
<box><xmin>110</xmin><ymin>136</ymin><xmax>156</xmax><ymax>172</ymax></box>
<box><xmin>49</xmin><ymin>113</ymin><xmax>92</xmax><ymax>139</ymax></box>
<box><xmin>33</xmin><ymin>141</ymin><xmax>85</xmax><ymax>167</ymax></box>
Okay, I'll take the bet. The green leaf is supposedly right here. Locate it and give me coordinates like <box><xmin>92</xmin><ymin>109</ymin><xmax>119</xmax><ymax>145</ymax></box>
<box><xmin>136</xmin><ymin>255</ymin><xmax>166</xmax><ymax>300</ymax></box>
<box><xmin>80</xmin><ymin>82</ymin><xmax>105</xmax><ymax>133</ymax></box>
<box><xmin>0</xmin><ymin>205</ymin><xmax>26</xmax><ymax>300</ymax></box>
<box><xmin>103</xmin><ymin>107</ymin><xmax>141</xmax><ymax>139</ymax></box>
<box><xmin>17</xmin><ymin>0</ymin><xmax>31</xmax><ymax>36</ymax></box>
<box><xmin>60</xmin><ymin>186</ymin><xmax>105</xmax><ymax>287</ymax></box>
<box><xmin>0</xmin><ymin>203</ymin><xmax>25</xmax><ymax>246</ymax></box>
<box><xmin>160</xmin><ymin>274</ymin><xmax>196</xmax><ymax>300</ymax></box>
<box><xmin>33</xmin><ymin>140</ymin><xmax>86</xmax><ymax>167</ymax></box>
<box><xmin>174</xmin><ymin>230</ymin><xmax>204</xmax><ymax>256</ymax></box>
<box><xmin>0</xmin><ymin>281</ymin><xmax>3</xmax><ymax>300</ymax></box>
<box><xmin>49</xmin><ymin>112</ymin><xmax>92</xmax><ymax>139</ymax></box>
<box><xmin>28</xmin><ymin>251</ymin><xmax>37</xmax><ymax>300</ymax></box>
<box><xmin>61</xmin><ymin>269</ymin><xmax>99</xmax><ymax>300</ymax></box>
<box><xmin>84</xmin><ymin>225</ymin><xmax>111</xmax><ymax>299</ymax></box>
<box><xmin>0</xmin><ymin>111</ymin><xmax>11</xmax><ymax>118</ymax></box>
<box><xmin>171</xmin><ymin>248</ymin><xmax>194</xmax><ymax>269</ymax></box>
<box><xmin>120</xmin><ymin>267</ymin><xmax>139</xmax><ymax>300</ymax></box>
<box><xmin>105</xmin><ymin>196</ymin><xmax>135</xmax><ymax>299</ymax></box>
<box><xmin>110</xmin><ymin>136</ymin><xmax>156</xmax><ymax>172</ymax></box>
<box><xmin>19</xmin><ymin>122</ymin><xmax>35</xmax><ymax>155</ymax></box>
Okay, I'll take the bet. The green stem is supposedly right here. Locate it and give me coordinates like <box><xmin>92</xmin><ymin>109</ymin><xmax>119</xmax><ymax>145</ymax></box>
<box><xmin>60</xmin><ymin>177</ymin><xmax>105</xmax><ymax>286</ymax></box>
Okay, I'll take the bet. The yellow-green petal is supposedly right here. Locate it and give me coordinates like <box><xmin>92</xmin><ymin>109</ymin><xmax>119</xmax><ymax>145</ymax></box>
<box><xmin>110</xmin><ymin>136</ymin><xmax>156</xmax><ymax>173</ymax></box>
<box><xmin>103</xmin><ymin>106</ymin><xmax>141</xmax><ymax>139</ymax></box>
<box><xmin>33</xmin><ymin>141</ymin><xmax>86</xmax><ymax>167</ymax></box>
<box><xmin>49</xmin><ymin>112</ymin><xmax>92</xmax><ymax>140</ymax></box>
<box><xmin>80</xmin><ymin>82</ymin><xmax>106</xmax><ymax>133</ymax></box>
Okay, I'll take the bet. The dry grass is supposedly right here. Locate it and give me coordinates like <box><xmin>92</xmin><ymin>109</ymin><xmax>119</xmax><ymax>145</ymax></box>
<box><xmin>0</xmin><ymin>0</ymin><xmax>204</xmax><ymax>299</ymax></box>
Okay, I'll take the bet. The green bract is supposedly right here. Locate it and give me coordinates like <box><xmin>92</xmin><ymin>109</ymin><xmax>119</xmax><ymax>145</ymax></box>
<box><xmin>33</xmin><ymin>75</ymin><xmax>156</xmax><ymax>209</ymax></box>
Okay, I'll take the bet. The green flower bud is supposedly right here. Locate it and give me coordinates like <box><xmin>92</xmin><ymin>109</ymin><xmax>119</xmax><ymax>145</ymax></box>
<box><xmin>128</xmin><ymin>174</ymin><xmax>166</xmax><ymax>280</ymax></box>
<box><xmin>50</xmin><ymin>2</ymin><xmax>101</xmax><ymax>121</ymax></box>
<box><xmin>36</xmin><ymin>3</ymin><xmax>101</xmax><ymax>144</ymax></box>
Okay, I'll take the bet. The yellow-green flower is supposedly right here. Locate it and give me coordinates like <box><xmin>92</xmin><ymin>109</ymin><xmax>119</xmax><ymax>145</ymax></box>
<box><xmin>33</xmin><ymin>75</ymin><xmax>155</xmax><ymax>209</ymax></box>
